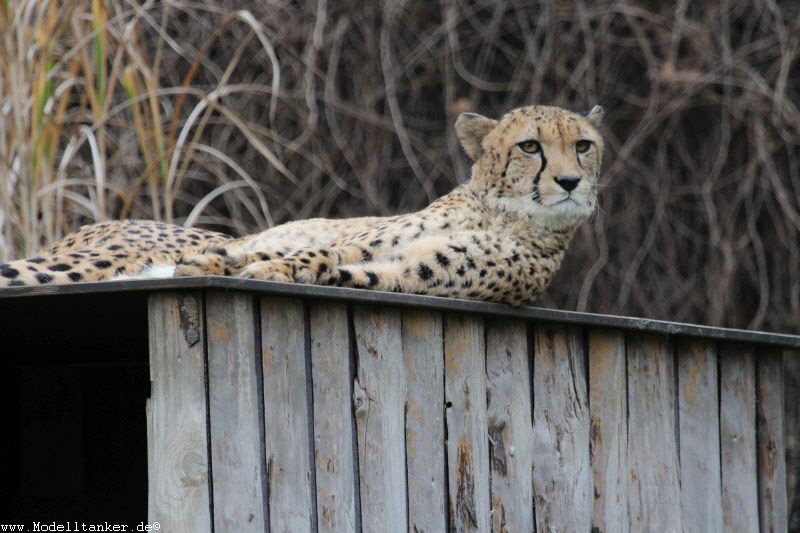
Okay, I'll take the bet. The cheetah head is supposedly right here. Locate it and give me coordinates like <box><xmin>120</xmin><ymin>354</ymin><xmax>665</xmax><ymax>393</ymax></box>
<box><xmin>456</xmin><ymin>104</ymin><xmax>604</xmax><ymax>230</ymax></box>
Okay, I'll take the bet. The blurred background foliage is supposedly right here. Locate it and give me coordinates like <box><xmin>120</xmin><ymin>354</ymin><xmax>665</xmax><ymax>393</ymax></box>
<box><xmin>1</xmin><ymin>0</ymin><xmax>799</xmax><ymax>527</ymax></box>
<box><xmin>1</xmin><ymin>0</ymin><xmax>799</xmax><ymax>334</ymax></box>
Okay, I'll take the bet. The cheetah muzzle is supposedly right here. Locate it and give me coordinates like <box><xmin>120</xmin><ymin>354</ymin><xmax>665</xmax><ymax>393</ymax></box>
<box><xmin>0</xmin><ymin>104</ymin><xmax>605</xmax><ymax>306</ymax></box>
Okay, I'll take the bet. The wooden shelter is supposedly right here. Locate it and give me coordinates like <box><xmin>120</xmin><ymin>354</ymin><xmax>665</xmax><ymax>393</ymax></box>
<box><xmin>1</xmin><ymin>277</ymin><xmax>797</xmax><ymax>532</ymax></box>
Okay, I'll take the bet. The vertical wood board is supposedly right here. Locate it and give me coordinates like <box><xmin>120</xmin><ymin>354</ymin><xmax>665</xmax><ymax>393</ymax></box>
<box><xmin>260</xmin><ymin>297</ymin><xmax>314</xmax><ymax>532</ymax></box>
<box><xmin>783</xmin><ymin>349</ymin><xmax>800</xmax><ymax>523</ymax></box>
<box><xmin>677</xmin><ymin>338</ymin><xmax>723</xmax><ymax>533</ymax></box>
<box><xmin>719</xmin><ymin>343</ymin><xmax>759</xmax><ymax>533</ymax></box>
<box><xmin>147</xmin><ymin>292</ymin><xmax>212</xmax><ymax>533</ymax></box>
<box><xmin>626</xmin><ymin>333</ymin><xmax>684</xmax><ymax>532</ymax></box>
<box><xmin>588</xmin><ymin>329</ymin><xmax>628</xmax><ymax>533</ymax></box>
<box><xmin>206</xmin><ymin>291</ymin><xmax>266</xmax><ymax>532</ymax></box>
<box><xmin>352</xmin><ymin>306</ymin><xmax>408</xmax><ymax>533</ymax></box>
<box><xmin>310</xmin><ymin>302</ymin><xmax>358</xmax><ymax>533</ymax></box>
<box><xmin>444</xmin><ymin>313</ymin><xmax>490</xmax><ymax>533</ymax></box>
<box><xmin>532</xmin><ymin>323</ymin><xmax>591</xmax><ymax>532</ymax></box>
<box><xmin>757</xmin><ymin>347</ymin><xmax>788</xmax><ymax>533</ymax></box>
<box><xmin>485</xmin><ymin>319</ymin><xmax>534</xmax><ymax>533</ymax></box>
<box><xmin>402</xmin><ymin>310</ymin><xmax>447</xmax><ymax>533</ymax></box>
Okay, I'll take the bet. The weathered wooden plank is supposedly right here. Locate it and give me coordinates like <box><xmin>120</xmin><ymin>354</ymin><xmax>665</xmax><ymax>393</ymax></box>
<box><xmin>588</xmin><ymin>329</ymin><xmax>628</xmax><ymax>533</ymax></box>
<box><xmin>402</xmin><ymin>309</ymin><xmax>447</xmax><ymax>532</ymax></box>
<box><xmin>352</xmin><ymin>306</ymin><xmax>407</xmax><ymax>532</ymax></box>
<box><xmin>626</xmin><ymin>333</ymin><xmax>683</xmax><ymax>532</ymax></box>
<box><xmin>444</xmin><ymin>313</ymin><xmax>490</xmax><ymax>532</ymax></box>
<box><xmin>784</xmin><ymin>349</ymin><xmax>800</xmax><ymax>525</ymax></box>
<box><xmin>719</xmin><ymin>343</ymin><xmax>759</xmax><ymax>533</ymax></box>
<box><xmin>205</xmin><ymin>291</ymin><xmax>266</xmax><ymax>532</ymax></box>
<box><xmin>260</xmin><ymin>297</ymin><xmax>314</xmax><ymax>532</ymax></box>
<box><xmin>310</xmin><ymin>302</ymin><xmax>357</xmax><ymax>533</ymax></box>
<box><xmin>147</xmin><ymin>292</ymin><xmax>211</xmax><ymax>533</ymax></box>
<box><xmin>677</xmin><ymin>338</ymin><xmax>723</xmax><ymax>533</ymax></box>
<box><xmin>485</xmin><ymin>319</ymin><xmax>534</xmax><ymax>533</ymax></box>
<box><xmin>532</xmin><ymin>323</ymin><xmax>591</xmax><ymax>532</ymax></box>
<box><xmin>147</xmin><ymin>398</ymin><xmax>155</xmax><ymax>522</ymax></box>
<box><xmin>757</xmin><ymin>346</ymin><xmax>788</xmax><ymax>532</ymax></box>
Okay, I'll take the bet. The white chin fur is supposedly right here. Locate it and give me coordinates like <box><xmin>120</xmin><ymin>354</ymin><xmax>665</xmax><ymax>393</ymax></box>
<box><xmin>496</xmin><ymin>195</ymin><xmax>594</xmax><ymax>230</ymax></box>
<box><xmin>113</xmin><ymin>264</ymin><xmax>176</xmax><ymax>281</ymax></box>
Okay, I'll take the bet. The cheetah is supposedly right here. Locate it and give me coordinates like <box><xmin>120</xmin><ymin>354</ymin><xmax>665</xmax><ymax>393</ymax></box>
<box><xmin>0</xmin><ymin>104</ymin><xmax>604</xmax><ymax>306</ymax></box>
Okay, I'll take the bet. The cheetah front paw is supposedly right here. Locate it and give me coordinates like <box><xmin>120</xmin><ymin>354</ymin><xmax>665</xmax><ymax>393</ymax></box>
<box><xmin>238</xmin><ymin>254</ymin><xmax>337</xmax><ymax>285</ymax></box>
<box><xmin>175</xmin><ymin>251</ymin><xmax>231</xmax><ymax>277</ymax></box>
<box><xmin>238</xmin><ymin>259</ymin><xmax>294</xmax><ymax>283</ymax></box>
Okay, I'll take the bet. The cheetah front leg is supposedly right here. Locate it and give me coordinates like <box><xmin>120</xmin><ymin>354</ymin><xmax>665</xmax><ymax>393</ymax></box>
<box><xmin>174</xmin><ymin>246</ymin><xmax>277</xmax><ymax>277</ymax></box>
<box><xmin>237</xmin><ymin>243</ymin><xmax>375</xmax><ymax>283</ymax></box>
<box><xmin>245</xmin><ymin>233</ymin><xmax>544</xmax><ymax>306</ymax></box>
<box><xmin>332</xmin><ymin>233</ymin><xmax>549</xmax><ymax>305</ymax></box>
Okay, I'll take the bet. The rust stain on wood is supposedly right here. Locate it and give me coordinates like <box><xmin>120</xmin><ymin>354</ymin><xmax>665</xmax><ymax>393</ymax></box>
<box><xmin>207</xmin><ymin>318</ymin><xmax>229</xmax><ymax>342</ymax></box>
<box><xmin>491</xmin><ymin>496</ymin><xmax>508</xmax><ymax>533</ymax></box>
<box><xmin>452</xmin><ymin>439</ymin><xmax>478</xmax><ymax>530</ymax></box>
<box><xmin>178</xmin><ymin>294</ymin><xmax>200</xmax><ymax>347</ymax></box>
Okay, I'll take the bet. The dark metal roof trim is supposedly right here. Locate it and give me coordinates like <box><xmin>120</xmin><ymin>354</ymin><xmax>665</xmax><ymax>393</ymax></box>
<box><xmin>1</xmin><ymin>276</ymin><xmax>798</xmax><ymax>348</ymax></box>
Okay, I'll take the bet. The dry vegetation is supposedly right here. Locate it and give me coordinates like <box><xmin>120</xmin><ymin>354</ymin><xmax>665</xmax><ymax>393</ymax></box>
<box><xmin>1</xmin><ymin>0</ymin><xmax>799</xmax><ymax>336</ymax></box>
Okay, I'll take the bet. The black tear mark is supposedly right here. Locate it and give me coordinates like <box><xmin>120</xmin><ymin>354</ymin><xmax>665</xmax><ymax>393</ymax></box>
<box><xmin>577</xmin><ymin>152</ymin><xmax>586</xmax><ymax>171</ymax></box>
<box><xmin>534</xmin><ymin>150</ymin><xmax>547</xmax><ymax>185</ymax></box>
<box><xmin>532</xmin><ymin>150</ymin><xmax>548</xmax><ymax>203</ymax></box>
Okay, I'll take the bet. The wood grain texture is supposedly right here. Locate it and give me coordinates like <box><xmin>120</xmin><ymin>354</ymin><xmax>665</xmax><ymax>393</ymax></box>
<box><xmin>402</xmin><ymin>310</ymin><xmax>447</xmax><ymax>533</ymax></box>
<box><xmin>205</xmin><ymin>291</ymin><xmax>266</xmax><ymax>532</ymax></box>
<box><xmin>444</xmin><ymin>313</ymin><xmax>490</xmax><ymax>533</ymax></box>
<box><xmin>677</xmin><ymin>338</ymin><xmax>723</xmax><ymax>533</ymax></box>
<box><xmin>147</xmin><ymin>292</ymin><xmax>211</xmax><ymax>533</ymax></box>
<box><xmin>485</xmin><ymin>319</ymin><xmax>533</xmax><ymax>533</ymax></box>
<box><xmin>532</xmin><ymin>323</ymin><xmax>591</xmax><ymax>532</ymax></box>
<box><xmin>626</xmin><ymin>333</ymin><xmax>684</xmax><ymax>533</ymax></box>
<box><xmin>260</xmin><ymin>297</ymin><xmax>314</xmax><ymax>532</ymax></box>
<box><xmin>352</xmin><ymin>306</ymin><xmax>408</xmax><ymax>533</ymax></box>
<box><xmin>588</xmin><ymin>329</ymin><xmax>628</xmax><ymax>533</ymax></box>
<box><xmin>783</xmin><ymin>349</ymin><xmax>800</xmax><ymax>523</ymax></box>
<box><xmin>309</xmin><ymin>302</ymin><xmax>358</xmax><ymax>533</ymax></box>
<box><xmin>757</xmin><ymin>346</ymin><xmax>788</xmax><ymax>533</ymax></box>
<box><xmin>719</xmin><ymin>343</ymin><xmax>759</xmax><ymax>533</ymax></box>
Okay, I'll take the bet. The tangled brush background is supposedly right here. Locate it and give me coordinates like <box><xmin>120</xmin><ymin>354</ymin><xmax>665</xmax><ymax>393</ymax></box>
<box><xmin>2</xmin><ymin>1</ymin><xmax>799</xmax><ymax>334</ymax></box>
<box><xmin>1</xmin><ymin>0</ymin><xmax>799</xmax><ymax>527</ymax></box>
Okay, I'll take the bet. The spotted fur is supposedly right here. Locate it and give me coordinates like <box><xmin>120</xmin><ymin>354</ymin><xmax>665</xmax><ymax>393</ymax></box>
<box><xmin>0</xmin><ymin>104</ymin><xmax>604</xmax><ymax>305</ymax></box>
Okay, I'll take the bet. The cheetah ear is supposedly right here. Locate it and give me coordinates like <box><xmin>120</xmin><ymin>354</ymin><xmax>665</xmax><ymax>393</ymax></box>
<box><xmin>584</xmin><ymin>105</ymin><xmax>604</xmax><ymax>128</ymax></box>
<box><xmin>455</xmin><ymin>112</ymin><xmax>497</xmax><ymax>160</ymax></box>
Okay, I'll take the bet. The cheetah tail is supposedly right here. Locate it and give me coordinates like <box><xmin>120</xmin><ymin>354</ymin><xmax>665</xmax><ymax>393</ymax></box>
<box><xmin>0</xmin><ymin>255</ymin><xmax>120</xmax><ymax>287</ymax></box>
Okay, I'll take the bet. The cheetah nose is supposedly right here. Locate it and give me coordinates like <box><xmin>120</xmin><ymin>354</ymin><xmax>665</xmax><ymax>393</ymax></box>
<box><xmin>555</xmin><ymin>175</ymin><xmax>580</xmax><ymax>192</ymax></box>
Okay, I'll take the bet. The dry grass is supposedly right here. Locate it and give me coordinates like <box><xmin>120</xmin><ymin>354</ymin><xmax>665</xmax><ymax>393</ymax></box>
<box><xmin>1</xmin><ymin>0</ymin><xmax>799</xmax><ymax>337</ymax></box>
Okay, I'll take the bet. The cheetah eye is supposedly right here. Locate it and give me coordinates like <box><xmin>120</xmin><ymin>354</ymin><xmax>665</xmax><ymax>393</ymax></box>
<box><xmin>517</xmin><ymin>140</ymin><xmax>541</xmax><ymax>155</ymax></box>
<box><xmin>576</xmin><ymin>140</ymin><xmax>593</xmax><ymax>154</ymax></box>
